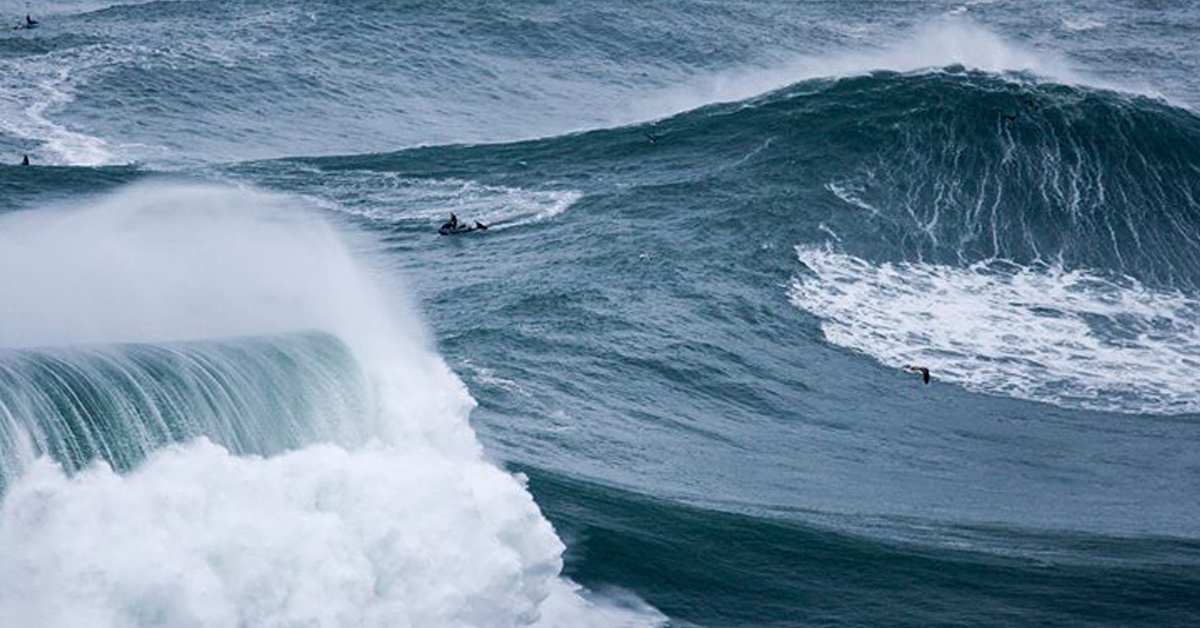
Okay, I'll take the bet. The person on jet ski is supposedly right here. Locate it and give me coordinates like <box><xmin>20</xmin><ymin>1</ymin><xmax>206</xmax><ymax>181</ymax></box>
<box><xmin>25</xmin><ymin>15</ymin><xmax>37</xmax><ymax>27</ymax></box>
<box><xmin>439</xmin><ymin>212</ymin><xmax>488</xmax><ymax>234</ymax></box>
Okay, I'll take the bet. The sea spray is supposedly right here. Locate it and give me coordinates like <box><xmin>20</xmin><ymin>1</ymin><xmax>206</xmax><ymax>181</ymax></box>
<box><xmin>0</xmin><ymin>182</ymin><xmax>662</xmax><ymax>628</ymax></box>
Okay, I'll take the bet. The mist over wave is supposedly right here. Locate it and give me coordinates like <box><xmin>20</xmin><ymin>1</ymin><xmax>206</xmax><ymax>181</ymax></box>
<box><xmin>631</xmin><ymin>18</ymin><xmax>1101</xmax><ymax>122</ymax></box>
<box><xmin>0</xmin><ymin>5</ymin><xmax>1180</xmax><ymax>167</ymax></box>
<box><xmin>0</xmin><ymin>183</ymin><xmax>661</xmax><ymax>628</ymax></box>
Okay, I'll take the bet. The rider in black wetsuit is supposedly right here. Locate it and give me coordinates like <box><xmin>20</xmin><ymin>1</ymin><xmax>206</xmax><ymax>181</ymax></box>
<box><xmin>439</xmin><ymin>212</ymin><xmax>488</xmax><ymax>234</ymax></box>
<box><xmin>439</xmin><ymin>213</ymin><xmax>461</xmax><ymax>234</ymax></box>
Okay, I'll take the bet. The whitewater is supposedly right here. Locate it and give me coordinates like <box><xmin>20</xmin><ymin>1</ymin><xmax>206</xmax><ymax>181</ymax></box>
<box><xmin>0</xmin><ymin>185</ymin><xmax>660</xmax><ymax>627</ymax></box>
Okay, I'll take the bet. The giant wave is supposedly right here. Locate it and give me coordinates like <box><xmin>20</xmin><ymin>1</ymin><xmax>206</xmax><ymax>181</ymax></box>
<box><xmin>243</xmin><ymin>65</ymin><xmax>1200</xmax><ymax>416</ymax></box>
<box><xmin>0</xmin><ymin>183</ymin><xmax>662</xmax><ymax>628</ymax></box>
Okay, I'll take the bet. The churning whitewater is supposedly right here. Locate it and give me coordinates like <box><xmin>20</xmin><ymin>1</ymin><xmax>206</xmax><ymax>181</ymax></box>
<box><xmin>0</xmin><ymin>184</ymin><xmax>660</xmax><ymax>627</ymax></box>
<box><xmin>3</xmin><ymin>1</ymin><xmax>1200</xmax><ymax>627</ymax></box>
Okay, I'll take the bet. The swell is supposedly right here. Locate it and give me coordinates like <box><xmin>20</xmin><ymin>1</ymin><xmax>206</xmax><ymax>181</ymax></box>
<box><xmin>0</xmin><ymin>163</ymin><xmax>141</xmax><ymax>213</ymax></box>
<box><xmin>19</xmin><ymin>0</ymin><xmax>821</xmax><ymax>164</ymax></box>
<box><xmin>805</xmin><ymin>72</ymin><xmax>1200</xmax><ymax>288</ymax></box>
<box><xmin>525</xmin><ymin>466</ymin><xmax>1200</xmax><ymax>628</ymax></box>
<box><xmin>24</xmin><ymin>70</ymin><xmax>1200</xmax><ymax>420</ymax></box>
<box><xmin>291</xmin><ymin>69</ymin><xmax>1200</xmax><ymax>286</ymax></box>
<box><xmin>262</xmin><ymin>69</ymin><xmax>1200</xmax><ymax>418</ymax></box>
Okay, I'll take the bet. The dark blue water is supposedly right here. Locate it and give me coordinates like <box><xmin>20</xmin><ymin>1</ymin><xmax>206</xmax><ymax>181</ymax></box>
<box><xmin>2</xmin><ymin>1</ymin><xmax>1200</xmax><ymax>626</ymax></box>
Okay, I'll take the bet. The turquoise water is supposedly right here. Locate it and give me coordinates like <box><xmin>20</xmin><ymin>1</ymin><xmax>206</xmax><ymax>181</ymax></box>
<box><xmin>1</xmin><ymin>1</ymin><xmax>1199</xmax><ymax>626</ymax></box>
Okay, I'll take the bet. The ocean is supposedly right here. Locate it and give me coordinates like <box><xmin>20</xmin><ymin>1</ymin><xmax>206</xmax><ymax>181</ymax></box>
<box><xmin>1</xmin><ymin>1</ymin><xmax>1199</xmax><ymax>626</ymax></box>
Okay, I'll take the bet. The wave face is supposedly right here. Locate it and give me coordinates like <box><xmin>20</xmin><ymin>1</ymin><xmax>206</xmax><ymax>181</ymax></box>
<box><xmin>0</xmin><ymin>332</ymin><xmax>367</xmax><ymax>489</ymax></box>
<box><xmin>286</xmin><ymin>69</ymin><xmax>1200</xmax><ymax>285</ymax></box>
<box><xmin>269</xmin><ymin>68</ymin><xmax>1200</xmax><ymax>417</ymax></box>
<box><xmin>798</xmin><ymin>73</ymin><xmax>1200</xmax><ymax>285</ymax></box>
<box><xmin>773</xmin><ymin>71</ymin><xmax>1200</xmax><ymax>413</ymax></box>
<box><xmin>528</xmin><ymin>467</ymin><xmax>1200</xmax><ymax>628</ymax></box>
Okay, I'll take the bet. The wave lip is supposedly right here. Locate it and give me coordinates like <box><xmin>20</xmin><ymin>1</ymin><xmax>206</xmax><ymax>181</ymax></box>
<box><xmin>791</xmin><ymin>246</ymin><xmax>1200</xmax><ymax>415</ymax></box>
<box><xmin>626</xmin><ymin>18</ymin><xmax>1135</xmax><ymax>126</ymax></box>
<box><xmin>0</xmin><ymin>332</ymin><xmax>368</xmax><ymax>487</ymax></box>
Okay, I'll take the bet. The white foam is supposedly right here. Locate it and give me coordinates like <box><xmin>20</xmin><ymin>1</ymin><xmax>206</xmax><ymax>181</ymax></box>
<box><xmin>1061</xmin><ymin>17</ymin><xmax>1106</xmax><ymax>33</ymax></box>
<box><xmin>0</xmin><ymin>0</ymin><xmax>165</xmax><ymax>17</ymax></box>
<box><xmin>629</xmin><ymin>18</ymin><xmax>1127</xmax><ymax>123</ymax></box>
<box><xmin>790</xmin><ymin>246</ymin><xmax>1200</xmax><ymax>415</ymax></box>
<box><xmin>824</xmin><ymin>180</ymin><xmax>878</xmax><ymax>215</ymax></box>
<box><xmin>0</xmin><ymin>440</ymin><xmax>661</xmax><ymax>628</ymax></box>
<box><xmin>0</xmin><ymin>183</ymin><xmax>664</xmax><ymax>627</ymax></box>
<box><xmin>461</xmin><ymin>359</ymin><xmax>532</xmax><ymax>397</ymax></box>
<box><xmin>304</xmin><ymin>170</ymin><xmax>580</xmax><ymax>230</ymax></box>
<box><xmin>0</xmin><ymin>43</ymin><xmax>135</xmax><ymax>166</ymax></box>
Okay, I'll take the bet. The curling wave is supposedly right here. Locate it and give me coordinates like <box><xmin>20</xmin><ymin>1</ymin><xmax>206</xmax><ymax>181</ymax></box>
<box><xmin>0</xmin><ymin>182</ymin><xmax>662</xmax><ymax>628</ymax></box>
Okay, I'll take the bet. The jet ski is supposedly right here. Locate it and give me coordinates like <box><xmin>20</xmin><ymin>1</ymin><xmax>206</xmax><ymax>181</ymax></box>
<box><xmin>439</xmin><ymin>220</ymin><xmax>488</xmax><ymax>236</ymax></box>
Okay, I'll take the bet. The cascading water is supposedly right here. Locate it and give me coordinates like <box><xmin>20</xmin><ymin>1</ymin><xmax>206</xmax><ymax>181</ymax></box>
<box><xmin>0</xmin><ymin>332</ymin><xmax>367</xmax><ymax>490</ymax></box>
<box><xmin>0</xmin><ymin>183</ymin><xmax>662</xmax><ymax>628</ymax></box>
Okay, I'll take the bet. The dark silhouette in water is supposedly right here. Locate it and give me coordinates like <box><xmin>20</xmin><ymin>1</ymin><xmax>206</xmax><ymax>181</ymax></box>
<box><xmin>643</xmin><ymin>130</ymin><xmax>664</xmax><ymax>144</ymax></box>
<box><xmin>1001</xmin><ymin>112</ymin><xmax>1018</xmax><ymax>125</ymax></box>
<box><xmin>20</xmin><ymin>154</ymin><xmax>29</xmax><ymax>166</ymax></box>
<box><xmin>25</xmin><ymin>15</ymin><xmax>37</xmax><ymax>27</ymax></box>
<box><xmin>903</xmin><ymin>365</ymin><xmax>931</xmax><ymax>385</ymax></box>
<box><xmin>439</xmin><ymin>212</ymin><xmax>488</xmax><ymax>235</ymax></box>
<box><xmin>1020</xmin><ymin>96</ymin><xmax>1040</xmax><ymax>112</ymax></box>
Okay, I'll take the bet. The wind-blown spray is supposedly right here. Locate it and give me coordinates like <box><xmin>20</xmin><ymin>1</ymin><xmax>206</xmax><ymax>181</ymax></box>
<box><xmin>0</xmin><ymin>182</ymin><xmax>662</xmax><ymax>628</ymax></box>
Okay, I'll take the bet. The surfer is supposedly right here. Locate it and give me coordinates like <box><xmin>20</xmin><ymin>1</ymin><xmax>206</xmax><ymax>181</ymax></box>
<box><xmin>20</xmin><ymin>154</ymin><xmax>29</xmax><ymax>166</ymax></box>
<box><xmin>902</xmin><ymin>364</ymin><xmax>931</xmax><ymax>385</ymax></box>
<box><xmin>643</xmin><ymin>130</ymin><xmax>663</xmax><ymax>144</ymax></box>
<box><xmin>25</xmin><ymin>14</ymin><xmax>37</xmax><ymax>27</ymax></box>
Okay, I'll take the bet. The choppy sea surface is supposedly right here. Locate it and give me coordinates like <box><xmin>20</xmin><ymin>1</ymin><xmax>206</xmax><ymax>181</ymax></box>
<box><xmin>1</xmin><ymin>1</ymin><xmax>1199</xmax><ymax>626</ymax></box>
